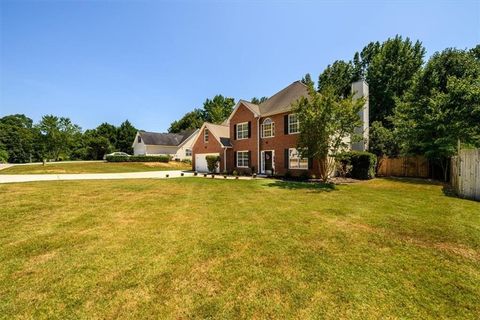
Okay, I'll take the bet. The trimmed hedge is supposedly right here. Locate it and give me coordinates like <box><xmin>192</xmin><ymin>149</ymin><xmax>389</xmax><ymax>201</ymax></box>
<box><xmin>106</xmin><ymin>155</ymin><xmax>170</xmax><ymax>163</ymax></box>
<box><xmin>338</xmin><ymin>151</ymin><xmax>376</xmax><ymax>180</ymax></box>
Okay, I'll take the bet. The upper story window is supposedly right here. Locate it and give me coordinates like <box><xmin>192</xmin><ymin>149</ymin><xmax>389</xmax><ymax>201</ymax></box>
<box><xmin>204</xmin><ymin>129</ymin><xmax>209</xmax><ymax>142</ymax></box>
<box><xmin>261</xmin><ymin>118</ymin><xmax>275</xmax><ymax>138</ymax></box>
<box><xmin>288</xmin><ymin>114</ymin><xmax>300</xmax><ymax>134</ymax></box>
<box><xmin>289</xmin><ymin>148</ymin><xmax>308</xmax><ymax>170</ymax></box>
<box><xmin>185</xmin><ymin>149</ymin><xmax>192</xmax><ymax>157</ymax></box>
<box><xmin>137</xmin><ymin>135</ymin><xmax>141</xmax><ymax>143</ymax></box>
<box><xmin>236</xmin><ymin>122</ymin><xmax>249</xmax><ymax>140</ymax></box>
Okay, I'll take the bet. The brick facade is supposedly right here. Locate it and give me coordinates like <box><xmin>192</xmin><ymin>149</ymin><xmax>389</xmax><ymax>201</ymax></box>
<box><xmin>191</xmin><ymin>126</ymin><xmax>227</xmax><ymax>172</ymax></box>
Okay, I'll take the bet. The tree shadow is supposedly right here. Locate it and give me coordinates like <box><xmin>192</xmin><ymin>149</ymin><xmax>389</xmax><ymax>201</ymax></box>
<box><xmin>381</xmin><ymin>177</ymin><xmax>444</xmax><ymax>186</ymax></box>
<box><xmin>265</xmin><ymin>180</ymin><xmax>337</xmax><ymax>192</ymax></box>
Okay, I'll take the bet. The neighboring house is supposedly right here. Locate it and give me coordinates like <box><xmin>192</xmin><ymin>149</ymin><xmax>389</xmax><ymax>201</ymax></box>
<box><xmin>191</xmin><ymin>80</ymin><xmax>369</xmax><ymax>175</ymax></box>
<box><xmin>132</xmin><ymin>129</ymin><xmax>198</xmax><ymax>160</ymax></box>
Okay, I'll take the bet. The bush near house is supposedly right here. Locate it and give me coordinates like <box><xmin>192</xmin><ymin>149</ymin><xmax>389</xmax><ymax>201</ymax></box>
<box><xmin>338</xmin><ymin>151</ymin><xmax>377</xmax><ymax>180</ymax></box>
<box><xmin>106</xmin><ymin>155</ymin><xmax>170</xmax><ymax>163</ymax></box>
<box><xmin>205</xmin><ymin>155</ymin><xmax>220</xmax><ymax>173</ymax></box>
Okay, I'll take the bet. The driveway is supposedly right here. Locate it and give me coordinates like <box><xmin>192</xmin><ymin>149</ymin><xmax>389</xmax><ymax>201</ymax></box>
<box><xmin>0</xmin><ymin>170</ymin><xmax>194</xmax><ymax>184</ymax></box>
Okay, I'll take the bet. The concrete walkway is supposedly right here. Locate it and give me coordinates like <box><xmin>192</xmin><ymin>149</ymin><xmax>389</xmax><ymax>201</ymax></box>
<box><xmin>0</xmin><ymin>171</ymin><xmax>254</xmax><ymax>184</ymax></box>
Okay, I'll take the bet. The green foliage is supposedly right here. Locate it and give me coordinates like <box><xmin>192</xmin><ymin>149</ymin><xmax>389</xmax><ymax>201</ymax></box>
<box><xmin>0</xmin><ymin>114</ymin><xmax>36</xmax><ymax>163</ymax></box>
<box><xmin>115</xmin><ymin>120</ymin><xmax>137</xmax><ymax>154</ymax></box>
<box><xmin>106</xmin><ymin>155</ymin><xmax>170</xmax><ymax>163</ymax></box>
<box><xmin>202</xmin><ymin>95</ymin><xmax>235</xmax><ymax>124</ymax></box>
<box><xmin>0</xmin><ymin>146</ymin><xmax>8</xmax><ymax>163</ymax></box>
<box><xmin>37</xmin><ymin>115</ymin><xmax>82</xmax><ymax>161</ymax></box>
<box><xmin>301</xmin><ymin>73</ymin><xmax>314</xmax><ymax>89</ymax></box>
<box><xmin>169</xmin><ymin>109</ymin><xmax>205</xmax><ymax>133</ymax></box>
<box><xmin>347</xmin><ymin>151</ymin><xmax>377</xmax><ymax>180</ymax></box>
<box><xmin>393</xmin><ymin>47</ymin><xmax>480</xmax><ymax>180</ymax></box>
<box><xmin>318</xmin><ymin>60</ymin><xmax>355</xmax><ymax>97</ymax></box>
<box><xmin>205</xmin><ymin>155</ymin><xmax>220</xmax><ymax>173</ymax></box>
<box><xmin>293</xmin><ymin>87</ymin><xmax>364</xmax><ymax>182</ymax></box>
<box><xmin>250</xmin><ymin>96</ymin><xmax>268</xmax><ymax>105</ymax></box>
<box><xmin>354</xmin><ymin>35</ymin><xmax>426</xmax><ymax>126</ymax></box>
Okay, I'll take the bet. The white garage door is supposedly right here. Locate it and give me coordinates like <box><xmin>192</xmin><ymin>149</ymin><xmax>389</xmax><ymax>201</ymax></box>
<box><xmin>195</xmin><ymin>153</ymin><xmax>220</xmax><ymax>173</ymax></box>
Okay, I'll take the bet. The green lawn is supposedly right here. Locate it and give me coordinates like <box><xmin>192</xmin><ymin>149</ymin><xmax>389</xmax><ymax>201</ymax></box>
<box><xmin>0</xmin><ymin>161</ymin><xmax>191</xmax><ymax>174</ymax></box>
<box><xmin>0</xmin><ymin>178</ymin><xmax>479</xmax><ymax>319</ymax></box>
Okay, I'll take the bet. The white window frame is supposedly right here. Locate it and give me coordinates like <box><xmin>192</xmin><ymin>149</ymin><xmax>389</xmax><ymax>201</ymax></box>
<box><xmin>204</xmin><ymin>129</ymin><xmax>209</xmax><ymax>143</ymax></box>
<box><xmin>288</xmin><ymin>114</ymin><xmax>300</xmax><ymax>134</ymax></box>
<box><xmin>261</xmin><ymin>118</ymin><xmax>275</xmax><ymax>138</ymax></box>
<box><xmin>236</xmin><ymin>122</ymin><xmax>249</xmax><ymax>140</ymax></box>
<box><xmin>185</xmin><ymin>149</ymin><xmax>192</xmax><ymax>157</ymax></box>
<box><xmin>288</xmin><ymin>148</ymin><xmax>308</xmax><ymax>170</ymax></box>
<box><xmin>236</xmin><ymin>150</ymin><xmax>249</xmax><ymax>168</ymax></box>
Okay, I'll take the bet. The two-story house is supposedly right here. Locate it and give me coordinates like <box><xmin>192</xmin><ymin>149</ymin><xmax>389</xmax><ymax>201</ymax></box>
<box><xmin>191</xmin><ymin>80</ymin><xmax>369</xmax><ymax>176</ymax></box>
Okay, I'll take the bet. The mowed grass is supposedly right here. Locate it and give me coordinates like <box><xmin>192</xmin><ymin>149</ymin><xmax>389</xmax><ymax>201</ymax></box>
<box><xmin>0</xmin><ymin>178</ymin><xmax>479</xmax><ymax>319</ymax></box>
<box><xmin>0</xmin><ymin>161</ymin><xmax>191</xmax><ymax>174</ymax></box>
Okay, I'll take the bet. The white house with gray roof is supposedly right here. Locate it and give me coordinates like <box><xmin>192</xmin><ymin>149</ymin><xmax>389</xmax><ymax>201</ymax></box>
<box><xmin>132</xmin><ymin>129</ymin><xmax>199</xmax><ymax>160</ymax></box>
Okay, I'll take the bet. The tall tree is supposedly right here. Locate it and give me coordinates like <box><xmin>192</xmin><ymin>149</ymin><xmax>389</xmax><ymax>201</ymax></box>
<box><xmin>301</xmin><ymin>73</ymin><xmax>314</xmax><ymax>89</ymax></box>
<box><xmin>0</xmin><ymin>114</ymin><xmax>36</xmax><ymax>163</ymax></box>
<box><xmin>354</xmin><ymin>35</ymin><xmax>425</xmax><ymax>126</ymax></box>
<box><xmin>115</xmin><ymin>120</ymin><xmax>137</xmax><ymax>154</ymax></box>
<box><xmin>293</xmin><ymin>87</ymin><xmax>364</xmax><ymax>182</ymax></box>
<box><xmin>393</xmin><ymin>47</ymin><xmax>480</xmax><ymax>181</ymax></box>
<box><xmin>202</xmin><ymin>95</ymin><xmax>235</xmax><ymax>124</ymax></box>
<box><xmin>318</xmin><ymin>60</ymin><xmax>355</xmax><ymax>97</ymax></box>
<box><xmin>250</xmin><ymin>96</ymin><xmax>268</xmax><ymax>105</ymax></box>
<box><xmin>96</xmin><ymin>123</ymin><xmax>117</xmax><ymax>146</ymax></box>
<box><xmin>168</xmin><ymin>109</ymin><xmax>205</xmax><ymax>133</ymax></box>
<box><xmin>37</xmin><ymin>115</ymin><xmax>81</xmax><ymax>160</ymax></box>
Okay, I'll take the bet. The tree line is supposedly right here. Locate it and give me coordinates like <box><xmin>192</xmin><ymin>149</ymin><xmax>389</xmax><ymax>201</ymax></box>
<box><xmin>0</xmin><ymin>115</ymin><xmax>137</xmax><ymax>163</ymax></box>
<box><xmin>303</xmin><ymin>36</ymin><xmax>479</xmax><ymax>180</ymax></box>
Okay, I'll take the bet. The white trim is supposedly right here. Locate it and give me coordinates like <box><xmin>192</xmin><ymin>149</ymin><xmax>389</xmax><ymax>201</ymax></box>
<box><xmin>204</xmin><ymin>128</ymin><xmax>209</xmax><ymax>143</ymax></box>
<box><xmin>190</xmin><ymin>123</ymin><xmax>229</xmax><ymax>148</ymax></box>
<box><xmin>260</xmin><ymin>150</ymin><xmax>275</xmax><ymax>174</ymax></box>
<box><xmin>236</xmin><ymin>150</ymin><xmax>249</xmax><ymax>168</ymax></box>
<box><xmin>177</xmin><ymin>129</ymin><xmax>200</xmax><ymax>148</ymax></box>
<box><xmin>236</xmin><ymin>122</ymin><xmax>249</xmax><ymax>140</ymax></box>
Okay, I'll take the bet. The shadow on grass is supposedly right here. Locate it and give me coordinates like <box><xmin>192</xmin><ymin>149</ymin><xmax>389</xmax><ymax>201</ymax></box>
<box><xmin>265</xmin><ymin>180</ymin><xmax>337</xmax><ymax>192</ymax></box>
<box><xmin>381</xmin><ymin>176</ymin><xmax>444</xmax><ymax>186</ymax></box>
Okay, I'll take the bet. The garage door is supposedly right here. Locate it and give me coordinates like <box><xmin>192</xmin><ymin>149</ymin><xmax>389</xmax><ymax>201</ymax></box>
<box><xmin>195</xmin><ymin>153</ymin><xmax>220</xmax><ymax>173</ymax></box>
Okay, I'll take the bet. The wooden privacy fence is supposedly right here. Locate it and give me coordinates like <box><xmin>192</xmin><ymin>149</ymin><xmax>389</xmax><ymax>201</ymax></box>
<box><xmin>451</xmin><ymin>149</ymin><xmax>480</xmax><ymax>201</ymax></box>
<box><xmin>377</xmin><ymin>156</ymin><xmax>430</xmax><ymax>178</ymax></box>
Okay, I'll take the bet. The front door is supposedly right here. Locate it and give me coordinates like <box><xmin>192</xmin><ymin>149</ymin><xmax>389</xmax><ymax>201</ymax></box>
<box><xmin>264</xmin><ymin>151</ymin><xmax>273</xmax><ymax>172</ymax></box>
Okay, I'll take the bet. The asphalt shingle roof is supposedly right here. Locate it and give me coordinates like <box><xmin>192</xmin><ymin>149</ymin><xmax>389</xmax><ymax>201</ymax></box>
<box><xmin>138</xmin><ymin>129</ymin><xmax>196</xmax><ymax>146</ymax></box>
<box><xmin>258</xmin><ymin>81</ymin><xmax>309</xmax><ymax>116</ymax></box>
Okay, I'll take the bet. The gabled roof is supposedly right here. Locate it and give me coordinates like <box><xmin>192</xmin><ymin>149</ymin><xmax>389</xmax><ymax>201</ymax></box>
<box><xmin>259</xmin><ymin>81</ymin><xmax>309</xmax><ymax>116</ymax></box>
<box><xmin>192</xmin><ymin>122</ymin><xmax>231</xmax><ymax>148</ymax></box>
<box><xmin>138</xmin><ymin>129</ymin><xmax>197</xmax><ymax>146</ymax></box>
<box><xmin>225</xmin><ymin>100</ymin><xmax>260</xmax><ymax>124</ymax></box>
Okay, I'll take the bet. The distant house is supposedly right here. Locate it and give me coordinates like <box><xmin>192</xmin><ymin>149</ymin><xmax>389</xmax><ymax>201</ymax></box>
<box><xmin>132</xmin><ymin>129</ymin><xmax>199</xmax><ymax>160</ymax></box>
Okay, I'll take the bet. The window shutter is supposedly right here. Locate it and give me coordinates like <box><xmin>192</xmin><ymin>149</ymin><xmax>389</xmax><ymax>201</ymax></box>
<box><xmin>308</xmin><ymin>157</ymin><xmax>313</xmax><ymax>169</ymax></box>
<box><xmin>233</xmin><ymin>124</ymin><xmax>237</xmax><ymax>140</ymax></box>
<box><xmin>284</xmin><ymin>115</ymin><xmax>289</xmax><ymax>134</ymax></box>
<box><xmin>234</xmin><ymin>152</ymin><xmax>237</xmax><ymax>167</ymax></box>
<box><xmin>248</xmin><ymin>121</ymin><xmax>251</xmax><ymax>138</ymax></box>
<box><xmin>284</xmin><ymin>149</ymin><xmax>289</xmax><ymax>169</ymax></box>
<box><xmin>248</xmin><ymin>151</ymin><xmax>251</xmax><ymax>168</ymax></box>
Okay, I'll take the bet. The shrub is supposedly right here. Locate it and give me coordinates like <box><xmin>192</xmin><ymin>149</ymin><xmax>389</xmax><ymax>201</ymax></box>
<box><xmin>284</xmin><ymin>170</ymin><xmax>292</xmax><ymax>180</ymax></box>
<box><xmin>106</xmin><ymin>155</ymin><xmax>170</xmax><ymax>163</ymax></box>
<box><xmin>299</xmin><ymin>170</ymin><xmax>310</xmax><ymax>181</ymax></box>
<box><xmin>346</xmin><ymin>151</ymin><xmax>376</xmax><ymax>180</ymax></box>
<box><xmin>206</xmin><ymin>155</ymin><xmax>220</xmax><ymax>173</ymax></box>
<box><xmin>0</xmin><ymin>148</ymin><xmax>8</xmax><ymax>163</ymax></box>
<box><xmin>182</xmin><ymin>159</ymin><xmax>192</xmax><ymax>164</ymax></box>
<box><xmin>232</xmin><ymin>170</ymin><xmax>238</xmax><ymax>176</ymax></box>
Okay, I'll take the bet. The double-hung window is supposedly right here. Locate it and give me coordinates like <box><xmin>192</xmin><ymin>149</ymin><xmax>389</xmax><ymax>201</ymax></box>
<box><xmin>289</xmin><ymin>148</ymin><xmax>308</xmax><ymax>170</ymax></box>
<box><xmin>236</xmin><ymin>151</ymin><xmax>249</xmax><ymax>167</ymax></box>
<box><xmin>185</xmin><ymin>149</ymin><xmax>192</xmax><ymax>157</ymax></box>
<box><xmin>288</xmin><ymin>114</ymin><xmax>300</xmax><ymax>134</ymax></box>
<box><xmin>261</xmin><ymin>118</ymin><xmax>275</xmax><ymax>138</ymax></box>
<box><xmin>236</xmin><ymin>122</ymin><xmax>249</xmax><ymax>139</ymax></box>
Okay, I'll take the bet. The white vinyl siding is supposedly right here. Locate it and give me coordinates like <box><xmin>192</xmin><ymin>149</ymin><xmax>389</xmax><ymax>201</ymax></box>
<box><xmin>261</xmin><ymin>118</ymin><xmax>275</xmax><ymax>138</ymax></box>
<box><xmin>288</xmin><ymin>114</ymin><xmax>300</xmax><ymax>134</ymax></box>
<box><xmin>288</xmin><ymin>148</ymin><xmax>308</xmax><ymax>170</ymax></box>
<box><xmin>236</xmin><ymin>122</ymin><xmax>249</xmax><ymax>140</ymax></box>
<box><xmin>236</xmin><ymin>151</ymin><xmax>249</xmax><ymax>167</ymax></box>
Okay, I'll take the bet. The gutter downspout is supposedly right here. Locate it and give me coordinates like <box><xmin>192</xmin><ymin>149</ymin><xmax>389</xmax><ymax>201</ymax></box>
<box><xmin>223</xmin><ymin>147</ymin><xmax>227</xmax><ymax>173</ymax></box>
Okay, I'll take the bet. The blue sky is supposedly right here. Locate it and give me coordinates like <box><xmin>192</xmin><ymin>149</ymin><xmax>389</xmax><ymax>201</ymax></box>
<box><xmin>0</xmin><ymin>0</ymin><xmax>478</xmax><ymax>132</ymax></box>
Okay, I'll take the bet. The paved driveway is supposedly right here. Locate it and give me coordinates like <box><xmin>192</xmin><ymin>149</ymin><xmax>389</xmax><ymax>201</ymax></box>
<box><xmin>0</xmin><ymin>170</ymin><xmax>194</xmax><ymax>184</ymax></box>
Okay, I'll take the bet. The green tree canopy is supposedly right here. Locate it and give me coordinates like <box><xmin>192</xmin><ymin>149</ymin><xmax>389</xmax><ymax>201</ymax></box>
<box><xmin>202</xmin><ymin>95</ymin><xmax>235</xmax><ymax>124</ymax></box>
<box><xmin>393</xmin><ymin>47</ymin><xmax>480</xmax><ymax>180</ymax></box>
<box><xmin>168</xmin><ymin>109</ymin><xmax>205</xmax><ymax>133</ymax></box>
<box><xmin>115</xmin><ymin>120</ymin><xmax>137</xmax><ymax>154</ymax></box>
<box><xmin>0</xmin><ymin>114</ymin><xmax>35</xmax><ymax>163</ymax></box>
<box><xmin>37</xmin><ymin>115</ymin><xmax>82</xmax><ymax>161</ymax></box>
<box><xmin>250</xmin><ymin>96</ymin><xmax>268</xmax><ymax>105</ymax></box>
<box><xmin>317</xmin><ymin>61</ymin><xmax>355</xmax><ymax>97</ymax></box>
